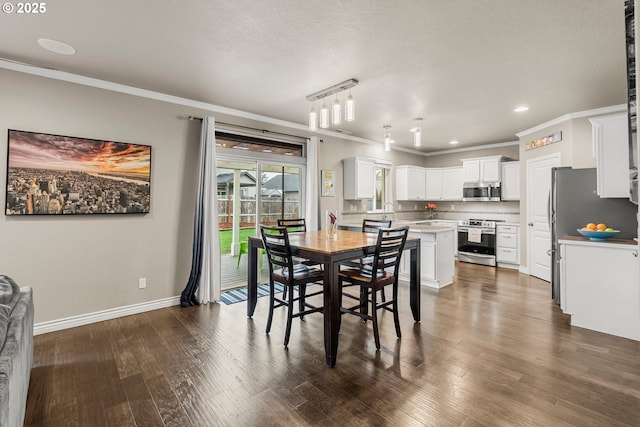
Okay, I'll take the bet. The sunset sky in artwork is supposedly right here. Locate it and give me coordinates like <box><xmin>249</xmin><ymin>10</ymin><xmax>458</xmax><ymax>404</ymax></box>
<box><xmin>8</xmin><ymin>130</ymin><xmax>151</xmax><ymax>179</ymax></box>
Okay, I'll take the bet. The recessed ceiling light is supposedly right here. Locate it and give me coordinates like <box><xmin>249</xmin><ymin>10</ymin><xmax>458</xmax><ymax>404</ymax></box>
<box><xmin>449</xmin><ymin>140</ymin><xmax>459</xmax><ymax>145</ymax></box>
<box><xmin>37</xmin><ymin>38</ymin><xmax>76</xmax><ymax>55</ymax></box>
<box><xmin>514</xmin><ymin>105</ymin><xmax>529</xmax><ymax>113</ymax></box>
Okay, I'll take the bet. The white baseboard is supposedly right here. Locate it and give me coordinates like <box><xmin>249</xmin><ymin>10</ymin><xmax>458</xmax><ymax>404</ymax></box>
<box><xmin>519</xmin><ymin>265</ymin><xmax>530</xmax><ymax>275</ymax></box>
<box><xmin>34</xmin><ymin>296</ymin><xmax>181</xmax><ymax>335</ymax></box>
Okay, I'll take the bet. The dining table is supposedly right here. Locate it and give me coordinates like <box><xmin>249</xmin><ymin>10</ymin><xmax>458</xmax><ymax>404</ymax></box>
<box><xmin>246</xmin><ymin>229</ymin><xmax>421</xmax><ymax>367</ymax></box>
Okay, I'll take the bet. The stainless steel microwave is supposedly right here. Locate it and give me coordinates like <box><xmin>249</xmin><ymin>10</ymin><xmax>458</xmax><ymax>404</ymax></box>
<box><xmin>462</xmin><ymin>182</ymin><xmax>501</xmax><ymax>202</ymax></box>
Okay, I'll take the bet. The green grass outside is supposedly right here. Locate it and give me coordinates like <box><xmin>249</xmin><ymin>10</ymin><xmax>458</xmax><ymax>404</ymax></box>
<box><xmin>219</xmin><ymin>228</ymin><xmax>256</xmax><ymax>254</ymax></box>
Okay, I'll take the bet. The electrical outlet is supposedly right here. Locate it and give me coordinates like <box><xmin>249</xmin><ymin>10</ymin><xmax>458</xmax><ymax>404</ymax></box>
<box><xmin>138</xmin><ymin>278</ymin><xmax>147</xmax><ymax>289</ymax></box>
<box><xmin>451</xmin><ymin>204</ymin><xmax>455</xmax><ymax>210</ymax></box>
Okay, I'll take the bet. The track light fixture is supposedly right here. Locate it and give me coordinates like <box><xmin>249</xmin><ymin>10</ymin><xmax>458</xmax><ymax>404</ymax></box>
<box><xmin>306</xmin><ymin>79</ymin><xmax>358</xmax><ymax>130</ymax></box>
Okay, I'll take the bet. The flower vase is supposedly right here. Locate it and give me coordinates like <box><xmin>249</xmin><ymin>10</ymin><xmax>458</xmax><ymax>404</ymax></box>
<box><xmin>325</xmin><ymin>211</ymin><xmax>338</xmax><ymax>238</ymax></box>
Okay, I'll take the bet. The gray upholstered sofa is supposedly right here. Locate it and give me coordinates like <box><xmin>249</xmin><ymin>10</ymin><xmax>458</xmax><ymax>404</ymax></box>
<box><xmin>0</xmin><ymin>275</ymin><xmax>34</xmax><ymax>427</ymax></box>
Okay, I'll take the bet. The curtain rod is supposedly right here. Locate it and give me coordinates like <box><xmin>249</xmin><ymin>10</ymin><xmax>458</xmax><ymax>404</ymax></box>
<box><xmin>187</xmin><ymin>116</ymin><xmax>309</xmax><ymax>142</ymax></box>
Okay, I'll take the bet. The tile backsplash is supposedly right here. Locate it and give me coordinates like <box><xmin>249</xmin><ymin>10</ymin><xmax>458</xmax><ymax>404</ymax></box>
<box><xmin>341</xmin><ymin>200</ymin><xmax>520</xmax><ymax>224</ymax></box>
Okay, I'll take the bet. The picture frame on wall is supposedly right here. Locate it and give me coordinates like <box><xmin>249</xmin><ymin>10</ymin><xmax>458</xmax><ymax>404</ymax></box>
<box><xmin>5</xmin><ymin>129</ymin><xmax>152</xmax><ymax>215</ymax></box>
<box><xmin>321</xmin><ymin>169</ymin><xmax>335</xmax><ymax>197</ymax></box>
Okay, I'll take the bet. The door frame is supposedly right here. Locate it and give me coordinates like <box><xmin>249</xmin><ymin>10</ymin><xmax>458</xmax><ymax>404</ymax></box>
<box><xmin>526</xmin><ymin>151</ymin><xmax>561</xmax><ymax>281</ymax></box>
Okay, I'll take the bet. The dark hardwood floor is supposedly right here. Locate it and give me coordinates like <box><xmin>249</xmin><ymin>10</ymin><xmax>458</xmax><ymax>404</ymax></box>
<box><xmin>25</xmin><ymin>262</ymin><xmax>640</xmax><ymax>426</ymax></box>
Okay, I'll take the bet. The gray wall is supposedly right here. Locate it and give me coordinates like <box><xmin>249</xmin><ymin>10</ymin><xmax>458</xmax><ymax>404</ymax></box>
<box><xmin>0</xmin><ymin>69</ymin><xmax>203</xmax><ymax>323</ymax></box>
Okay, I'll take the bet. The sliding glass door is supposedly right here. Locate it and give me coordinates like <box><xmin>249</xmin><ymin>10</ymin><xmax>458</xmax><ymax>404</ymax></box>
<box><xmin>217</xmin><ymin>158</ymin><xmax>304</xmax><ymax>290</ymax></box>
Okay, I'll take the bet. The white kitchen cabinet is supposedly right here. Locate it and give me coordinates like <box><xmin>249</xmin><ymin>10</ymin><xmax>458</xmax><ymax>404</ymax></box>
<box><xmin>462</xmin><ymin>156</ymin><xmax>503</xmax><ymax>182</ymax></box>
<box><xmin>398</xmin><ymin>227</ymin><xmax>455</xmax><ymax>289</ymax></box>
<box><xmin>343</xmin><ymin>157</ymin><xmax>375</xmax><ymax>200</ymax></box>
<box><xmin>434</xmin><ymin>220</ymin><xmax>458</xmax><ymax>256</ymax></box>
<box><xmin>424</xmin><ymin>167</ymin><xmax>464</xmax><ymax>201</ymax></box>
<box><xmin>559</xmin><ymin>239</ymin><xmax>639</xmax><ymax>341</ymax></box>
<box><xmin>396</xmin><ymin>165</ymin><xmax>426</xmax><ymax>200</ymax></box>
<box><xmin>425</xmin><ymin>169</ymin><xmax>443</xmax><ymax>200</ymax></box>
<box><xmin>496</xmin><ymin>224</ymin><xmax>519</xmax><ymax>267</ymax></box>
<box><xmin>501</xmin><ymin>161</ymin><xmax>520</xmax><ymax>200</ymax></box>
<box><xmin>589</xmin><ymin>113</ymin><xmax>630</xmax><ymax>198</ymax></box>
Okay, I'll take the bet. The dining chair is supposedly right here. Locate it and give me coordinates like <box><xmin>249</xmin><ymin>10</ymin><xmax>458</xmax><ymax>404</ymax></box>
<box><xmin>339</xmin><ymin>226</ymin><xmax>409</xmax><ymax>350</ymax></box>
<box><xmin>342</xmin><ymin>218</ymin><xmax>393</xmax><ymax>301</ymax></box>
<box><xmin>260</xmin><ymin>225</ymin><xmax>325</xmax><ymax>347</ymax></box>
<box><xmin>277</xmin><ymin>218</ymin><xmax>323</xmax><ymax>295</ymax></box>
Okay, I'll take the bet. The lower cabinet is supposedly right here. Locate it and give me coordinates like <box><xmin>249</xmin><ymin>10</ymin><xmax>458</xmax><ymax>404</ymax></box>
<box><xmin>398</xmin><ymin>229</ymin><xmax>455</xmax><ymax>289</ymax></box>
<box><xmin>496</xmin><ymin>224</ymin><xmax>519</xmax><ymax>268</ymax></box>
<box><xmin>560</xmin><ymin>240</ymin><xmax>639</xmax><ymax>341</ymax></box>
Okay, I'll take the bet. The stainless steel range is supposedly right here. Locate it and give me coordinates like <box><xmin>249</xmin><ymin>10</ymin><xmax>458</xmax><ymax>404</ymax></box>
<box><xmin>457</xmin><ymin>219</ymin><xmax>501</xmax><ymax>266</ymax></box>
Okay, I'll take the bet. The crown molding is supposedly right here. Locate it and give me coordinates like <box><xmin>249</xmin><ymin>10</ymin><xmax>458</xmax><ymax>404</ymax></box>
<box><xmin>515</xmin><ymin>104</ymin><xmax>627</xmax><ymax>138</ymax></box>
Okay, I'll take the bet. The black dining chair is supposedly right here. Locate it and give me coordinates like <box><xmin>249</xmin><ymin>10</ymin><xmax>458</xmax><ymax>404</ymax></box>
<box><xmin>342</xmin><ymin>218</ymin><xmax>393</xmax><ymax>301</ymax></box>
<box><xmin>339</xmin><ymin>226</ymin><xmax>409</xmax><ymax>350</ymax></box>
<box><xmin>277</xmin><ymin>218</ymin><xmax>323</xmax><ymax>299</ymax></box>
<box><xmin>260</xmin><ymin>225</ymin><xmax>325</xmax><ymax>347</ymax></box>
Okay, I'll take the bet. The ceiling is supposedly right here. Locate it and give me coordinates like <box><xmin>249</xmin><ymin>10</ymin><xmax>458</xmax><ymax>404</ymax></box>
<box><xmin>0</xmin><ymin>0</ymin><xmax>629</xmax><ymax>153</ymax></box>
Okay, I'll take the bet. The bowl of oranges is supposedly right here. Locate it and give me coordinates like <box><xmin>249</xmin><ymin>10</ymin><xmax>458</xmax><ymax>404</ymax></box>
<box><xmin>577</xmin><ymin>223</ymin><xmax>620</xmax><ymax>241</ymax></box>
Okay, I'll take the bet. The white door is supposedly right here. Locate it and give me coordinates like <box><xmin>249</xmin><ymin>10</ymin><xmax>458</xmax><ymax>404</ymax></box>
<box><xmin>526</xmin><ymin>153</ymin><xmax>561</xmax><ymax>281</ymax></box>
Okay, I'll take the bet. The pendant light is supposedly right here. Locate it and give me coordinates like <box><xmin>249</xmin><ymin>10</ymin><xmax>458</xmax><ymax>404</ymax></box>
<box><xmin>412</xmin><ymin>118</ymin><xmax>422</xmax><ymax>147</ymax></box>
<box><xmin>383</xmin><ymin>125</ymin><xmax>392</xmax><ymax>151</ymax></box>
<box><xmin>332</xmin><ymin>94</ymin><xmax>342</xmax><ymax>125</ymax></box>
<box><xmin>308</xmin><ymin>103</ymin><xmax>317</xmax><ymax>131</ymax></box>
<box><xmin>305</xmin><ymin>79</ymin><xmax>358</xmax><ymax>130</ymax></box>
<box><xmin>319</xmin><ymin>101</ymin><xmax>330</xmax><ymax>129</ymax></box>
<box><xmin>345</xmin><ymin>90</ymin><xmax>355</xmax><ymax>122</ymax></box>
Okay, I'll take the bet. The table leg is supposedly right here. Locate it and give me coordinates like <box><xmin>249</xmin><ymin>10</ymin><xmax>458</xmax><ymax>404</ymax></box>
<box><xmin>247</xmin><ymin>239</ymin><xmax>258</xmax><ymax>318</ymax></box>
<box><xmin>323</xmin><ymin>260</ymin><xmax>341</xmax><ymax>367</ymax></box>
<box><xmin>410</xmin><ymin>244</ymin><xmax>421</xmax><ymax>322</ymax></box>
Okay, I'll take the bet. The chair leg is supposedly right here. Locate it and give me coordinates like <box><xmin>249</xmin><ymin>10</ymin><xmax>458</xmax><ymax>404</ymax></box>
<box><xmin>360</xmin><ymin>287</ymin><xmax>369</xmax><ymax>321</ymax></box>
<box><xmin>298</xmin><ymin>284</ymin><xmax>306</xmax><ymax>321</ymax></box>
<box><xmin>266</xmin><ymin>281</ymin><xmax>275</xmax><ymax>334</ymax></box>
<box><xmin>380</xmin><ymin>288</ymin><xmax>386</xmax><ymax>302</ymax></box>
<box><xmin>371</xmin><ymin>288</ymin><xmax>381</xmax><ymax>350</ymax></box>
<box><xmin>284</xmin><ymin>286</ymin><xmax>295</xmax><ymax>347</ymax></box>
<box><xmin>392</xmin><ymin>284</ymin><xmax>401</xmax><ymax>339</ymax></box>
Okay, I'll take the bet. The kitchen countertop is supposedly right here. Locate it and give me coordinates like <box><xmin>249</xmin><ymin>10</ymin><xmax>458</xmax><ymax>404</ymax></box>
<box><xmin>339</xmin><ymin>222</ymin><xmax>454</xmax><ymax>233</ymax></box>
<box><xmin>406</xmin><ymin>225</ymin><xmax>454</xmax><ymax>233</ymax></box>
<box><xmin>559</xmin><ymin>235</ymin><xmax>638</xmax><ymax>248</ymax></box>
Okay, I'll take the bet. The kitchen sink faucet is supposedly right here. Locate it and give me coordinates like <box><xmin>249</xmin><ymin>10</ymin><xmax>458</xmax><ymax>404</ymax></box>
<box><xmin>382</xmin><ymin>202</ymin><xmax>394</xmax><ymax>221</ymax></box>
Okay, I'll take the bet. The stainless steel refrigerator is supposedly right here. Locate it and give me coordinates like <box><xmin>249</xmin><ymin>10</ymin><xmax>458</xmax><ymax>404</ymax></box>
<box><xmin>550</xmin><ymin>167</ymin><xmax>638</xmax><ymax>305</ymax></box>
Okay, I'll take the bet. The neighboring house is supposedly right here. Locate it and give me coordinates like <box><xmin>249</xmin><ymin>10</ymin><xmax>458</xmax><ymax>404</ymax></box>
<box><xmin>262</xmin><ymin>173</ymin><xmax>300</xmax><ymax>201</ymax></box>
<box><xmin>216</xmin><ymin>171</ymin><xmax>257</xmax><ymax>198</ymax></box>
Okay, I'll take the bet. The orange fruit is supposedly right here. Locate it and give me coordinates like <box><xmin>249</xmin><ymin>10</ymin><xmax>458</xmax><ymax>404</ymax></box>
<box><xmin>585</xmin><ymin>223</ymin><xmax>597</xmax><ymax>230</ymax></box>
<box><xmin>596</xmin><ymin>223</ymin><xmax>607</xmax><ymax>231</ymax></box>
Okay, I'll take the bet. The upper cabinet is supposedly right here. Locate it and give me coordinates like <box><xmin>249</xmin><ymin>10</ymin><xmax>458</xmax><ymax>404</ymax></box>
<box><xmin>424</xmin><ymin>169</ymin><xmax>443</xmax><ymax>200</ymax></box>
<box><xmin>343</xmin><ymin>157</ymin><xmax>375</xmax><ymax>200</ymax></box>
<box><xmin>501</xmin><ymin>161</ymin><xmax>520</xmax><ymax>200</ymax></box>
<box><xmin>461</xmin><ymin>155</ymin><xmax>504</xmax><ymax>182</ymax></box>
<box><xmin>426</xmin><ymin>167</ymin><xmax>464</xmax><ymax>200</ymax></box>
<box><xmin>398</xmin><ymin>166</ymin><xmax>464</xmax><ymax>201</ymax></box>
<box><xmin>589</xmin><ymin>113</ymin><xmax>630</xmax><ymax>198</ymax></box>
<box><xmin>396</xmin><ymin>165</ymin><xmax>426</xmax><ymax>200</ymax></box>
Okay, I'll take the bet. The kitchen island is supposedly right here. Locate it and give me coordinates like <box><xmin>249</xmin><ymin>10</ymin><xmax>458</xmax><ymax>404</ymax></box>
<box><xmin>339</xmin><ymin>222</ymin><xmax>455</xmax><ymax>289</ymax></box>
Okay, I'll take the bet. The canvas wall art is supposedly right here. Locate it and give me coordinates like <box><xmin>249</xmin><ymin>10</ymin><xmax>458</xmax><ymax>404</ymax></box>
<box><xmin>5</xmin><ymin>129</ymin><xmax>152</xmax><ymax>215</ymax></box>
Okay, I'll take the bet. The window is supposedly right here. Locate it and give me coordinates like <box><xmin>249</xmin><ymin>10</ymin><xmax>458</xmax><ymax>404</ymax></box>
<box><xmin>365</xmin><ymin>163</ymin><xmax>391</xmax><ymax>211</ymax></box>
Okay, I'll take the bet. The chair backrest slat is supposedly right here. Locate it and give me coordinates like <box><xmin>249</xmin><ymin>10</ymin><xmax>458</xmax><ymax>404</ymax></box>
<box><xmin>362</xmin><ymin>219</ymin><xmax>392</xmax><ymax>234</ymax></box>
<box><xmin>277</xmin><ymin>218</ymin><xmax>307</xmax><ymax>233</ymax></box>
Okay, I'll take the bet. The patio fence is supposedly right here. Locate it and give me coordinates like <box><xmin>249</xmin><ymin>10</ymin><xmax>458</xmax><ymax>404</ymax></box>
<box><xmin>217</xmin><ymin>197</ymin><xmax>300</xmax><ymax>229</ymax></box>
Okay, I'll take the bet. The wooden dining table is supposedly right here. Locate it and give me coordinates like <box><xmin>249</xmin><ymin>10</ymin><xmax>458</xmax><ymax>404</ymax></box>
<box><xmin>246</xmin><ymin>229</ymin><xmax>421</xmax><ymax>367</ymax></box>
